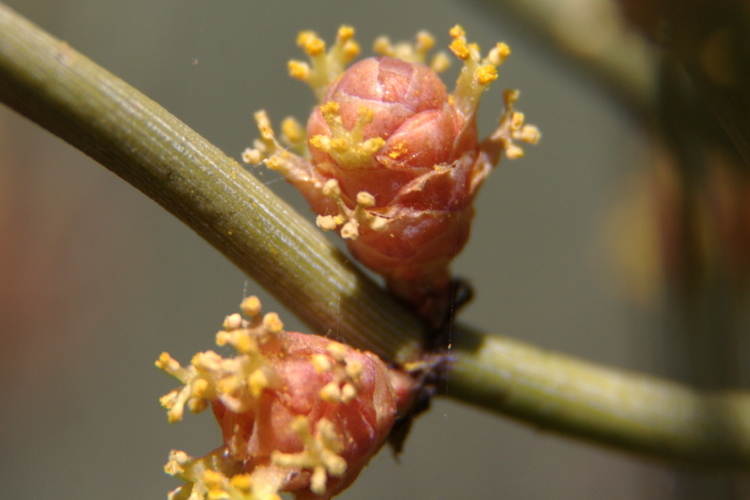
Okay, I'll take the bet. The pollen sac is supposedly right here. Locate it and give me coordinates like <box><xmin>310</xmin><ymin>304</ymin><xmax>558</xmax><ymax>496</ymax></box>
<box><xmin>245</xmin><ymin>26</ymin><xmax>539</xmax><ymax>325</ymax></box>
<box><xmin>158</xmin><ymin>298</ymin><xmax>415</xmax><ymax>500</ymax></box>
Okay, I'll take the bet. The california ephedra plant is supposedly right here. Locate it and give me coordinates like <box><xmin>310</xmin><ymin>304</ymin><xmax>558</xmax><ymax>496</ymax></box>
<box><xmin>4</xmin><ymin>3</ymin><xmax>750</xmax><ymax>499</ymax></box>
<box><xmin>158</xmin><ymin>26</ymin><xmax>537</xmax><ymax>498</ymax></box>
<box><xmin>244</xmin><ymin>26</ymin><xmax>538</xmax><ymax>327</ymax></box>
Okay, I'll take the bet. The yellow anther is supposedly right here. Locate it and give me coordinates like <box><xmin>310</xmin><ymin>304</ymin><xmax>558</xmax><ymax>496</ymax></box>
<box><xmin>265</xmin><ymin>156</ymin><xmax>284</xmax><ymax>170</ymax></box>
<box><xmin>316</xmin><ymin>215</ymin><xmax>338</xmax><ymax>231</ymax></box>
<box><xmin>511</xmin><ymin>111</ymin><xmax>525</xmax><ymax>130</ymax></box>
<box><xmin>449</xmin><ymin>38</ymin><xmax>470</xmax><ymax>60</ymax></box>
<box><xmin>240</xmin><ymin>295</ymin><xmax>262</xmax><ymax>318</ymax></box>
<box><xmin>191</xmin><ymin>378</ymin><xmax>209</xmax><ymax>398</ymax></box>
<box><xmin>320</xmin><ymin>382</ymin><xmax>342</xmax><ymax>402</ymax></box>
<box><xmin>322</xmin><ymin>179</ymin><xmax>341</xmax><ymax>197</ymax></box>
<box><xmin>232</xmin><ymin>331</ymin><xmax>257</xmax><ymax>354</ymax></box>
<box><xmin>320</xmin><ymin>100</ymin><xmax>340</xmax><ymax>116</ymax></box>
<box><xmin>449</xmin><ymin>25</ymin><xmax>465</xmax><ymax>39</ymax></box>
<box><xmin>372</xmin><ymin>36</ymin><xmax>391</xmax><ymax>55</ymax></box>
<box><xmin>262</xmin><ymin>312</ymin><xmax>284</xmax><ymax>334</ymax></box>
<box><xmin>223</xmin><ymin>312</ymin><xmax>243</xmax><ymax>331</ymax></box>
<box><xmin>337</xmin><ymin>25</ymin><xmax>355</xmax><ymax>43</ymax></box>
<box><xmin>361</xmin><ymin>137</ymin><xmax>385</xmax><ymax>155</ymax></box>
<box><xmin>309</xmin><ymin>134</ymin><xmax>331</xmax><ymax>152</ymax></box>
<box><xmin>156</xmin><ymin>352</ymin><xmax>177</xmax><ymax>371</ymax></box>
<box><xmin>340</xmin><ymin>221</ymin><xmax>359</xmax><ymax>239</ymax></box>
<box><xmin>311</xmin><ymin>353</ymin><xmax>333</xmax><ymax>373</ymax></box>
<box><xmin>249</xmin><ymin>369</ymin><xmax>269</xmax><ymax>397</ymax></box>
<box><xmin>505</xmin><ymin>144</ymin><xmax>525</xmax><ymax>159</ymax></box>
<box><xmin>344</xmin><ymin>359</ymin><xmax>363</xmax><ymax>380</ymax></box>
<box><xmin>255</xmin><ymin>111</ymin><xmax>275</xmax><ymax>140</ymax></box>
<box><xmin>326</xmin><ymin>341</ymin><xmax>348</xmax><ymax>361</ymax></box>
<box><xmin>297</xmin><ymin>31</ymin><xmax>326</xmax><ymax>56</ymax></box>
<box><xmin>330</xmin><ymin>137</ymin><xmax>349</xmax><ymax>152</ymax></box>
<box><xmin>288</xmin><ymin>60</ymin><xmax>310</xmax><ymax>81</ymax></box>
<box><xmin>203</xmin><ymin>469</ymin><xmax>225</xmax><ymax>489</ymax></box>
<box><xmin>187</xmin><ymin>398</ymin><xmax>208</xmax><ymax>414</ymax></box>
<box><xmin>476</xmin><ymin>64</ymin><xmax>498</xmax><ymax>85</ymax></box>
<box><xmin>340</xmin><ymin>383</ymin><xmax>357</xmax><ymax>403</ymax></box>
<box><xmin>357</xmin><ymin>106</ymin><xmax>375</xmax><ymax>124</ymax></box>
<box><xmin>489</xmin><ymin>42</ymin><xmax>511</xmax><ymax>65</ymax></box>
<box><xmin>430</xmin><ymin>52</ymin><xmax>451</xmax><ymax>73</ymax></box>
<box><xmin>415</xmin><ymin>31</ymin><xmax>435</xmax><ymax>52</ymax></box>
<box><xmin>520</xmin><ymin>125</ymin><xmax>541</xmax><ymax>144</ymax></box>
<box><xmin>241</xmin><ymin>148</ymin><xmax>262</xmax><ymax>165</ymax></box>
<box><xmin>356</xmin><ymin>191</ymin><xmax>376</xmax><ymax>208</ymax></box>
<box><xmin>342</xmin><ymin>40</ymin><xmax>361</xmax><ymax>61</ymax></box>
<box><xmin>229</xmin><ymin>473</ymin><xmax>252</xmax><ymax>491</ymax></box>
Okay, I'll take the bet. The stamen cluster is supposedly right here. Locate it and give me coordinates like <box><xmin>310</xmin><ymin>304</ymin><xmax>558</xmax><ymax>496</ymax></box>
<box><xmin>244</xmin><ymin>26</ymin><xmax>538</xmax><ymax>324</ymax></box>
<box><xmin>158</xmin><ymin>297</ymin><xmax>413</xmax><ymax>499</ymax></box>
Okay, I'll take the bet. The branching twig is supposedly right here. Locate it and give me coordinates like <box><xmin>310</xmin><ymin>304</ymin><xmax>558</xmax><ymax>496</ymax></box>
<box><xmin>2</xmin><ymin>2</ymin><xmax>750</xmax><ymax>468</ymax></box>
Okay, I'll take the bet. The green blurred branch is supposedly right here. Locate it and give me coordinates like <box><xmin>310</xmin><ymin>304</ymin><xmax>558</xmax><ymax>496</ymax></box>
<box><xmin>2</xmin><ymin>2</ymin><xmax>750</xmax><ymax>468</ymax></box>
<box><xmin>472</xmin><ymin>0</ymin><xmax>658</xmax><ymax>122</ymax></box>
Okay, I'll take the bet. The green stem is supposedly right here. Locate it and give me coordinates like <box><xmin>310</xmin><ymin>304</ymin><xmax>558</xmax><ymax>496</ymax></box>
<box><xmin>448</xmin><ymin>324</ymin><xmax>750</xmax><ymax>468</ymax></box>
<box><xmin>0</xmin><ymin>2</ymin><xmax>423</xmax><ymax>364</ymax></box>
<box><xmin>2</xmin><ymin>2</ymin><xmax>750</xmax><ymax>468</ymax></box>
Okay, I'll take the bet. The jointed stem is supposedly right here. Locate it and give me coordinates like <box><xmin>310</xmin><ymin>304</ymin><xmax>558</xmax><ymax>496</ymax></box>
<box><xmin>448</xmin><ymin>324</ymin><xmax>750</xmax><ymax>468</ymax></box>
<box><xmin>1</xmin><ymin>2</ymin><xmax>750</xmax><ymax>468</ymax></box>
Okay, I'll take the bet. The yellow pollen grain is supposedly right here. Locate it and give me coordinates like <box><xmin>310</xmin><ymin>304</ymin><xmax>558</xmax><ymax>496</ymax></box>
<box><xmin>476</xmin><ymin>64</ymin><xmax>498</xmax><ymax>85</ymax></box>
<box><xmin>449</xmin><ymin>25</ymin><xmax>465</xmax><ymax>39</ymax></box>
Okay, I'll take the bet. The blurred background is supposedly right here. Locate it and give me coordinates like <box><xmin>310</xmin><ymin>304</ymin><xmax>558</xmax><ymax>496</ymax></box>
<box><xmin>1</xmin><ymin>0</ymin><xmax>749</xmax><ymax>498</ymax></box>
